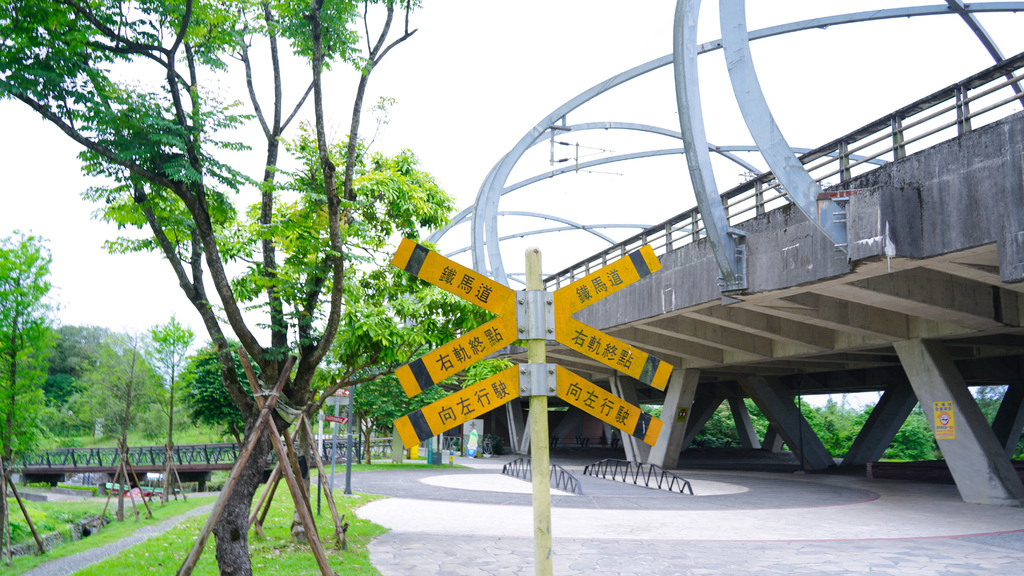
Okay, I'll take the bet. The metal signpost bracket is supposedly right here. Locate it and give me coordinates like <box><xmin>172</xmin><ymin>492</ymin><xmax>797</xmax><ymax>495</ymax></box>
<box><xmin>516</xmin><ymin>289</ymin><xmax>557</xmax><ymax>340</ymax></box>
<box><xmin>519</xmin><ymin>363</ymin><xmax>558</xmax><ymax>397</ymax></box>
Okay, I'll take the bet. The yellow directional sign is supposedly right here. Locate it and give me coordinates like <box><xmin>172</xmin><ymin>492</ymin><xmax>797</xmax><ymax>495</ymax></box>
<box><xmin>392</xmin><ymin>238</ymin><xmax>515</xmax><ymax>316</ymax></box>
<box><xmin>395</xmin><ymin>300</ymin><xmax>516</xmax><ymax>397</ymax></box>
<box><xmin>553</xmin><ymin>246</ymin><xmax>672</xmax><ymax>390</ymax></box>
<box><xmin>394</xmin><ymin>365</ymin><xmax>520</xmax><ymax>447</ymax></box>
<box><xmin>392</xmin><ymin>239</ymin><xmax>518</xmax><ymax>397</ymax></box>
<box><xmin>555</xmin><ymin>366</ymin><xmax>663</xmax><ymax>446</ymax></box>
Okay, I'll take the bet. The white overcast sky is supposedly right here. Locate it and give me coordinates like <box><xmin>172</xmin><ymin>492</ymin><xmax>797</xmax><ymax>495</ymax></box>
<box><xmin>3</xmin><ymin>1</ymin><xmax>1024</xmax><ymax>354</ymax></box>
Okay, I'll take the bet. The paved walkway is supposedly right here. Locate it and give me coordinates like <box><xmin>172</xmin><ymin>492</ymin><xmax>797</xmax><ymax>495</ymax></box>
<box><xmin>350</xmin><ymin>455</ymin><xmax>1024</xmax><ymax>576</ymax></box>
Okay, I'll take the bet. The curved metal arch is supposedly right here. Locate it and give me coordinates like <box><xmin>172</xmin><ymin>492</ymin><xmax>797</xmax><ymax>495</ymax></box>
<box><xmin>442</xmin><ymin>212</ymin><xmax>649</xmax><ymax>257</ymax></box>
<box><xmin>721</xmin><ymin>0</ymin><xmax>847</xmax><ymax>249</ymax></box>
<box><xmin>462</xmin><ymin>3</ymin><xmax>1024</xmax><ymax>283</ymax></box>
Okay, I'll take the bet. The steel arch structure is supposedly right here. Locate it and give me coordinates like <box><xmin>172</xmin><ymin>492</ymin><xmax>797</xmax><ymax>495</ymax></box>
<box><xmin>429</xmin><ymin>2</ymin><xmax>1024</xmax><ymax>287</ymax></box>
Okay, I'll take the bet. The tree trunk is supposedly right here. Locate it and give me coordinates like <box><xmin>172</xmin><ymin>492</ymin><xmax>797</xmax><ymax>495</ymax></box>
<box><xmin>212</xmin><ymin>424</ymin><xmax>274</xmax><ymax>576</ymax></box>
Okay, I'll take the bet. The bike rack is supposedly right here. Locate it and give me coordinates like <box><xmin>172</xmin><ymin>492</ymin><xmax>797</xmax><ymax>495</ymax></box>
<box><xmin>501</xmin><ymin>457</ymin><xmax>583</xmax><ymax>495</ymax></box>
<box><xmin>583</xmin><ymin>458</ymin><xmax>694</xmax><ymax>495</ymax></box>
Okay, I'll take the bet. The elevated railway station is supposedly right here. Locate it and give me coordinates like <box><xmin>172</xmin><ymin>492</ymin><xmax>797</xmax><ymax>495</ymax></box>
<box><xmin>438</xmin><ymin>6</ymin><xmax>1024</xmax><ymax>507</ymax></box>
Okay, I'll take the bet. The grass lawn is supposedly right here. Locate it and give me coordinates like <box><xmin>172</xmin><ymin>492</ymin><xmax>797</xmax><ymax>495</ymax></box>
<box><xmin>0</xmin><ymin>494</ymin><xmax>217</xmax><ymax>575</ymax></box>
<box><xmin>71</xmin><ymin>486</ymin><xmax>387</xmax><ymax>576</ymax></box>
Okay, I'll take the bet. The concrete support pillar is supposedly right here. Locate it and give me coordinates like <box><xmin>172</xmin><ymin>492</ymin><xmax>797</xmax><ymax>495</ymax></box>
<box><xmin>895</xmin><ymin>338</ymin><xmax>1024</xmax><ymax>505</ymax></box>
<box><xmin>649</xmin><ymin>369</ymin><xmax>700</xmax><ymax>468</ymax></box>
<box><xmin>739</xmin><ymin>376</ymin><xmax>835</xmax><ymax>470</ymax></box>
<box><xmin>762</xmin><ymin>426</ymin><xmax>785</xmax><ymax>452</ymax></box>
<box><xmin>682</xmin><ymin>388</ymin><xmax>728</xmax><ymax>450</ymax></box>
<box><xmin>841</xmin><ymin>378</ymin><xmax>917</xmax><ymax>467</ymax></box>
<box><xmin>991</xmin><ymin>383</ymin><xmax>1024</xmax><ymax>457</ymax></box>
<box><xmin>505</xmin><ymin>399</ymin><xmax>527</xmax><ymax>455</ymax></box>
<box><xmin>550</xmin><ymin>408</ymin><xmax>583</xmax><ymax>446</ymax></box>
<box><xmin>518</xmin><ymin>411</ymin><xmax>532</xmax><ymax>455</ymax></box>
<box><xmin>728</xmin><ymin>396</ymin><xmax>761</xmax><ymax>449</ymax></box>
<box><xmin>610</xmin><ymin>376</ymin><xmax>650</xmax><ymax>464</ymax></box>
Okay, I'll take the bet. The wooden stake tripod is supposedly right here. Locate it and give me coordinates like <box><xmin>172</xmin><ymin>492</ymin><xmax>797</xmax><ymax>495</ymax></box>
<box><xmin>100</xmin><ymin>440</ymin><xmax>153</xmax><ymax>523</ymax></box>
<box><xmin>177</xmin><ymin>354</ymin><xmax>336</xmax><ymax>576</ymax></box>
<box><xmin>248</xmin><ymin>412</ymin><xmax>348</xmax><ymax>549</ymax></box>
<box><xmin>159</xmin><ymin>443</ymin><xmax>188</xmax><ymax>504</ymax></box>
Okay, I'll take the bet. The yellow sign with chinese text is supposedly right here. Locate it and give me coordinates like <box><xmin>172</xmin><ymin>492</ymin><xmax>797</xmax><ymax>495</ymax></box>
<box><xmin>394</xmin><ymin>365</ymin><xmax>520</xmax><ymax>447</ymax></box>
<box><xmin>555</xmin><ymin>366</ymin><xmax>663</xmax><ymax>446</ymax></box>
<box><xmin>552</xmin><ymin>246</ymin><xmax>671</xmax><ymax>390</ymax></box>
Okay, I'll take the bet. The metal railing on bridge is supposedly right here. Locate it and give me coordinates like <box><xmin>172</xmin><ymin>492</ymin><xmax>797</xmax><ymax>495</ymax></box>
<box><xmin>19</xmin><ymin>443</ymin><xmax>244</xmax><ymax>472</ymax></box>
<box><xmin>583</xmin><ymin>458</ymin><xmax>694</xmax><ymax>495</ymax></box>
<box><xmin>502</xmin><ymin>457</ymin><xmax>583</xmax><ymax>495</ymax></box>
<box><xmin>544</xmin><ymin>51</ymin><xmax>1024</xmax><ymax>290</ymax></box>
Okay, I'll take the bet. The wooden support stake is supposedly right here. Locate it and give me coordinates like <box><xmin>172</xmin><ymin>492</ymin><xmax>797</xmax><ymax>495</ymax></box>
<box><xmin>1</xmin><ymin>460</ymin><xmax>44</xmax><ymax>556</ymax></box>
<box><xmin>124</xmin><ymin>451</ymin><xmax>153</xmax><ymax>518</ymax></box>
<box><xmin>301</xmin><ymin>414</ymin><xmax>346</xmax><ymax>549</ymax></box>
<box><xmin>256</xmin><ymin>468</ymin><xmax>282</xmax><ymax>534</ymax></box>
<box><xmin>248</xmin><ymin>462</ymin><xmax>281</xmax><ymax>538</ymax></box>
<box><xmin>175</xmin><ymin>356</ymin><xmax>295</xmax><ymax>576</ymax></box>
<box><xmin>99</xmin><ymin>456</ymin><xmax>122</xmax><ymax>523</ymax></box>
<box><xmin>120</xmin><ymin>459</ymin><xmax>140</xmax><ymax>523</ymax></box>
<box><xmin>238</xmin><ymin>350</ymin><xmax>333</xmax><ymax>576</ymax></box>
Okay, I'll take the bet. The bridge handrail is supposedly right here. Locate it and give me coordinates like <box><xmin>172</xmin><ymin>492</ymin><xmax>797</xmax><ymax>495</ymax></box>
<box><xmin>583</xmin><ymin>458</ymin><xmax>693</xmax><ymax>495</ymax></box>
<box><xmin>19</xmin><ymin>442</ymin><xmax>247</xmax><ymax>470</ymax></box>
<box><xmin>544</xmin><ymin>50</ymin><xmax>1024</xmax><ymax>289</ymax></box>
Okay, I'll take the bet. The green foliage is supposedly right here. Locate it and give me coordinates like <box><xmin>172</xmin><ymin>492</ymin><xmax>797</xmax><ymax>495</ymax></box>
<box><xmin>179</xmin><ymin>344</ymin><xmax>254</xmax><ymax>444</ymax></box>
<box><xmin>43</xmin><ymin>325</ymin><xmax>111</xmax><ymax>407</ymax></box>
<box><xmin>73</xmin><ymin>332</ymin><xmax>164</xmax><ymax>444</ymax></box>
<box><xmin>883</xmin><ymin>405</ymin><xmax>938</xmax><ymax>461</ymax></box>
<box><xmin>0</xmin><ymin>232</ymin><xmax>54</xmax><ymax>458</ymax></box>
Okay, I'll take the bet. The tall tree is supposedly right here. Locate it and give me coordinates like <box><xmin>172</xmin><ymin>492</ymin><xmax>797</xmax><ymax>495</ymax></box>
<box><xmin>1</xmin><ymin>2</ymin><xmax>425</xmax><ymax>570</ymax></box>
<box><xmin>78</xmin><ymin>332</ymin><xmax>163</xmax><ymax>521</ymax></box>
<box><xmin>149</xmin><ymin>316</ymin><xmax>195</xmax><ymax>503</ymax></box>
<box><xmin>0</xmin><ymin>233</ymin><xmax>52</xmax><ymax>461</ymax></box>
<box><xmin>0</xmin><ymin>233</ymin><xmax>53</xmax><ymax>561</ymax></box>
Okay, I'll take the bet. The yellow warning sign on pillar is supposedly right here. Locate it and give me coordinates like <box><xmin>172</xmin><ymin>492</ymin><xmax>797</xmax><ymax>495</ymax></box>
<box><xmin>933</xmin><ymin>401</ymin><xmax>956</xmax><ymax>440</ymax></box>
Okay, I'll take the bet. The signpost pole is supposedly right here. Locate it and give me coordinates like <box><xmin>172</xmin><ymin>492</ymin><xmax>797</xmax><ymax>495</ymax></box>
<box><xmin>526</xmin><ymin>247</ymin><xmax>553</xmax><ymax>576</ymax></box>
<box><xmin>344</xmin><ymin>384</ymin><xmax>354</xmax><ymax>495</ymax></box>
<box><xmin>330</xmin><ymin>397</ymin><xmax>339</xmax><ymax>498</ymax></box>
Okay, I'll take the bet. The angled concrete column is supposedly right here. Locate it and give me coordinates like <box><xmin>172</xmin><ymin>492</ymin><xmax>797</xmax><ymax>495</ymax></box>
<box><xmin>992</xmin><ymin>383</ymin><xmax>1024</xmax><ymax>457</ymax></box>
<box><xmin>649</xmin><ymin>369</ymin><xmax>700</xmax><ymax>468</ymax></box>
<box><xmin>505</xmin><ymin>399</ymin><xmax>527</xmax><ymax>454</ymax></box>
<box><xmin>610</xmin><ymin>376</ymin><xmax>651</xmax><ymax>464</ymax></box>
<box><xmin>728</xmin><ymin>396</ymin><xmax>761</xmax><ymax>449</ymax></box>
<box><xmin>682</xmin><ymin>387</ymin><xmax>728</xmax><ymax>450</ymax></box>
<box><xmin>841</xmin><ymin>379</ymin><xmax>918</xmax><ymax>467</ymax></box>
<box><xmin>518</xmin><ymin>412</ymin><xmax>532</xmax><ymax>455</ymax></box>
<box><xmin>762</xmin><ymin>426</ymin><xmax>785</xmax><ymax>452</ymax></box>
<box><xmin>550</xmin><ymin>408</ymin><xmax>583</xmax><ymax>446</ymax></box>
<box><xmin>739</xmin><ymin>376</ymin><xmax>835</xmax><ymax>470</ymax></box>
<box><xmin>895</xmin><ymin>339</ymin><xmax>1024</xmax><ymax>505</ymax></box>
